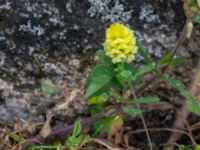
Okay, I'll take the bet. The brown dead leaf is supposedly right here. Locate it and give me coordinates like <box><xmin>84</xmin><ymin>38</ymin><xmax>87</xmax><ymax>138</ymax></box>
<box><xmin>40</xmin><ymin>120</ymin><xmax>51</xmax><ymax>138</ymax></box>
<box><xmin>114</xmin><ymin>132</ymin><xmax>121</xmax><ymax>145</ymax></box>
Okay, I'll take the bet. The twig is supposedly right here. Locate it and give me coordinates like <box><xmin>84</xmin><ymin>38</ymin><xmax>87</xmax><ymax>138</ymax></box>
<box><xmin>130</xmin><ymin>127</ymin><xmax>196</xmax><ymax>147</ymax></box>
<box><xmin>166</xmin><ymin>61</ymin><xmax>200</xmax><ymax>147</ymax></box>
<box><xmin>136</xmin><ymin>18</ymin><xmax>189</xmax><ymax>95</ymax></box>
<box><xmin>167</xmin><ymin>18</ymin><xmax>190</xmax><ymax>65</ymax></box>
<box><xmin>184</xmin><ymin>116</ymin><xmax>197</xmax><ymax>145</ymax></box>
<box><xmin>131</xmin><ymin>86</ymin><xmax>153</xmax><ymax>150</ymax></box>
<box><xmin>190</xmin><ymin>122</ymin><xmax>200</xmax><ymax>131</ymax></box>
<box><xmin>135</xmin><ymin>74</ymin><xmax>158</xmax><ymax>94</ymax></box>
<box><xmin>15</xmin><ymin>113</ymin><xmax>104</xmax><ymax>150</ymax></box>
<box><xmin>89</xmin><ymin>138</ymin><xmax>120</xmax><ymax>150</ymax></box>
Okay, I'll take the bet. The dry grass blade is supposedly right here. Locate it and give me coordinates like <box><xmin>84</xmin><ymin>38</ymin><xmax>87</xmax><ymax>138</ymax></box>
<box><xmin>90</xmin><ymin>138</ymin><xmax>120</xmax><ymax>150</ymax></box>
<box><xmin>130</xmin><ymin>127</ymin><xmax>196</xmax><ymax>147</ymax></box>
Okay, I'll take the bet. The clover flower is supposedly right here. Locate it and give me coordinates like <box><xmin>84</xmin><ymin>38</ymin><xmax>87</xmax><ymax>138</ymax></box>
<box><xmin>103</xmin><ymin>23</ymin><xmax>137</xmax><ymax>63</ymax></box>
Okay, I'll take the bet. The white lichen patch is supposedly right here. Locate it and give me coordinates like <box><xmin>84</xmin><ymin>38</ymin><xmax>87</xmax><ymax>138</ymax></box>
<box><xmin>87</xmin><ymin>0</ymin><xmax>132</xmax><ymax>23</ymax></box>
<box><xmin>19</xmin><ymin>21</ymin><xmax>45</xmax><ymax>36</ymax></box>
<box><xmin>0</xmin><ymin>79</ymin><xmax>13</xmax><ymax>97</ymax></box>
<box><xmin>135</xmin><ymin>24</ymin><xmax>177</xmax><ymax>61</ymax></box>
<box><xmin>0</xmin><ymin>52</ymin><xmax>6</xmax><ymax>67</ymax></box>
<box><xmin>0</xmin><ymin>36</ymin><xmax>6</xmax><ymax>41</ymax></box>
<box><xmin>0</xmin><ymin>2</ymin><xmax>11</xmax><ymax>10</ymax></box>
<box><xmin>139</xmin><ymin>5</ymin><xmax>160</xmax><ymax>23</ymax></box>
<box><xmin>43</xmin><ymin>62</ymin><xmax>68</xmax><ymax>75</ymax></box>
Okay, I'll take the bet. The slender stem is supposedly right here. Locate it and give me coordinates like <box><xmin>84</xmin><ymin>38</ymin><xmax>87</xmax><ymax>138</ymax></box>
<box><xmin>16</xmin><ymin>113</ymin><xmax>104</xmax><ymax>150</ymax></box>
<box><xmin>136</xmin><ymin>18</ymin><xmax>189</xmax><ymax>95</ymax></box>
<box><xmin>166</xmin><ymin>18</ymin><xmax>189</xmax><ymax>67</ymax></box>
<box><xmin>131</xmin><ymin>86</ymin><xmax>153</xmax><ymax>150</ymax></box>
<box><xmin>28</xmin><ymin>145</ymin><xmax>65</xmax><ymax>149</ymax></box>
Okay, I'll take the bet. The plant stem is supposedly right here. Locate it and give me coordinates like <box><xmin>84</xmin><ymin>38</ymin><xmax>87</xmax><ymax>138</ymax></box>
<box><xmin>28</xmin><ymin>145</ymin><xmax>65</xmax><ymax>149</ymax></box>
<box><xmin>131</xmin><ymin>86</ymin><xmax>153</xmax><ymax>150</ymax></box>
<box><xmin>16</xmin><ymin>113</ymin><xmax>104</xmax><ymax>150</ymax></box>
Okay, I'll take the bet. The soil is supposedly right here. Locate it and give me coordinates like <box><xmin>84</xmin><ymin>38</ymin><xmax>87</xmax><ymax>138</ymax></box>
<box><xmin>0</xmin><ymin>0</ymin><xmax>200</xmax><ymax>149</ymax></box>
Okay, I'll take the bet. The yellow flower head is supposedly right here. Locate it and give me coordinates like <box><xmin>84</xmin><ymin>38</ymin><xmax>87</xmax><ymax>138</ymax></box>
<box><xmin>103</xmin><ymin>23</ymin><xmax>138</xmax><ymax>63</ymax></box>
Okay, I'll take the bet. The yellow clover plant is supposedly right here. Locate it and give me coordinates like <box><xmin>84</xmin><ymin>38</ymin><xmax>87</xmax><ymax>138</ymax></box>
<box><xmin>103</xmin><ymin>23</ymin><xmax>138</xmax><ymax>63</ymax></box>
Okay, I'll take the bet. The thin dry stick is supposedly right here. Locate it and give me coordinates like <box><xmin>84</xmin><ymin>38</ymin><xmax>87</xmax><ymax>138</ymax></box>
<box><xmin>136</xmin><ymin>18</ymin><xmax>190</xmax><ymax>95</ymax></box>
<box><xmin>89</xmin><ymin>138</ymin><xmax>120</xmax><ymax>150</ymax></box>
<box><xmin>166</xmin><ymin>61</ymin><xmax>200</xmax><ymax>147</ymax></box>
<box><xmin>15</xmin><ymin>113</ymin><xmax>104</xmax><ymax>150</ymax></box>
<box><xmin>131</xmin><ymin>86</ymin><xmax>153</xmax><ymax>150</ymax></box>
<box><xmin>131</xmin><ymin>127</ymin><xmax>196</xmax><ymax>146</ymax></box>
<box><xmin>184</xmin><ymin>116</ymin><xmax>197</xmax><ymax>145</ymax></box>
<box><xmin>190</xmin><ymin>122</ymin><xmax>200</xmax><ymax>131</ymax></box>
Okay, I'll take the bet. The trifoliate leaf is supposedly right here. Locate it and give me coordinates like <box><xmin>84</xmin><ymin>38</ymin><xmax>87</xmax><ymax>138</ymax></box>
<box><xmin>86</xmin><ymin>65</ymin><xmax>114</xmax><ymax>87</ymax></box>
<box><xmin>85</xmin><ymin>74</ymin><xmax>113</xmax><ymax>98</ymax></box>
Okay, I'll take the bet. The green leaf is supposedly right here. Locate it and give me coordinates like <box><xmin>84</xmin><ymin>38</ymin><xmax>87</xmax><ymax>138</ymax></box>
<box><xmin>183</xmin><ymin>145</ymin><xmax>193</xmax><ymax>150</ymax></box>
<box><xmin>193</xmin><ymin>12</ymin><xmax>200</xmax><ymax>24</ymax></box>
<box><xmin>28</xmin><ymin>145</ymin><xmax>64</xmax><ymax>150</ymax></box>
<box><xmin>86</xmin><ymin>65</ymin><xmax>113</xmax><ymax>87</ymax></box>
<box><xmin>93</xmin><ymin>118</ymin><xmax>107</xmax><ymax>132</ymax></box>
<box><xmin>116</xmin><ymin>70</ymin><xmax>132</xmax><ymax>84</ymax></box>
<box><xmin>134</xmin><ymin>96</ymin><xmax>160</xmax><ymax>104</ymax></box>
<box><xmin>158</xmin><ymin>52</ymin><xmax>184</xmax><ymax>68</ymax></box>
<box><xmin>72</xmin><ymin>121</ymin><xmax>82</xmax><ymax>138</ymax></box>
<box><xmin>86</xmin><ymin>64</ymin><xmax>114</xmax><ymax>97</ymax></box>
<box><xmin>109</xmin><ymin>77</ymin><xmax>123</xmax><ymax>90</ymax></box>
<box><xmin>182</xmin><ymin>91</ymin><xmax>200</xmax><ymax>116</ymax></box>
<box><xmin>10</xmin><ymin>133</ymin><xmax>25</xmax><ymax>143</ymax></box>
<box><xmin>196</xmin><ymin>145</ymin><xmax>200</xmax><ymax>150</ymax></box>
<box><xmin>93</xmin><ymin>117</ymin><xmax>110</xmax><ymax>136</ymax></box>
<box><xmin>120</xmin><ymin>70</ymin><xmax>132</xmax><ymax>80</ymax></box>
<box><xmin>181</xmin><ymin>91</ymin><xmax>196</xmax><ymax>101</ymax></box>
<box><xmin>124</xmin><ymin>63</ymin><xmax>138</xmax><ymax>74</ymax></box>
<box><xmin>188</xmin><ymin>0</ymin><xmax>198</xmax><ymax>7</ymax></box>
<box><xmin>95</xmin><ymin>50</ymin><xmax>112</xmax><ymax>64</ymax></box>
<box><xmin>188</xmin><ymin>100</ymin><xmax>200</xmax><ymax>116</ymax></box>
<box><xmin>162</xmin><ymin>74</ymin><xmax>185</xmax><ymax>91</ymax></box>
<box><xmin>124</xmin><ymin>63</ymin><xmax>141</xmax><ymax>86</ymax></box>
<box><xmin>85</xmin><ymin>74</ymin><xmax>113</xmax><ymax>98</ymax></box>
<box><xmin>41</xmin><ymin>80</ymin><xmax>63</xmax><ymax>95</ymax></box>
<box><xmin>88</xmin><ymin>93</ymin><xmax>108</xmax><ymax>105</ymax></box>
<box><xmin>123</xmin><ymin>106</ymin><xmax>142</xmax><ymax>117</ymax></box>
<box><xmin>136</xmin><ymin>39</ymin><xmax>152</xmax><ymax>64</ymax></box>
<box><xmin>169</xmin><ymin>57</ymin><xmax>184</xmax><ymax>68</ymax></box>
<box><xmin>95</xmin><ymin>50</ymin><xmax>105</xmax><ymax>56</ymax></box>
<box><xmin>102</xmin><ymin>56</ymin><xmax>112</xmax><ymax>64</ymax></box>
<box><xmin>93</xmin><ymin>116</ymin><xmax>123</xmax><ymax>135</ymax></box>
<box><xmin>76</xmin><ymin>135</ymin><xmax>89</xmax><ymax>146</ymax></box>
<box><xmin>158</xmin><ymin>51</ymin><xmax>173</xmax><ymax>65</ymax></box>
<box><xmin>65</xmin><ymin>136</ymin><xmax>79</xmax><ymax>148</ymax></box>
<box><xmin>91</xmin><ymin>124</ymin><xmax>104</xmax><ymax>138</ymax></box>
<box><xmin>132</xmin><ymin>64</ymin><xmax>155</xmax><ymax>80</ymax></box>
<box><xmin>109</xmin><ymin>91</ymin><xmax>129</xmax><ymax>102</ymax></box>
<box><xmin>90</xmin><ymin>104</ymin><xmax>106</xmax><ymax>116</ymax></box>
